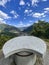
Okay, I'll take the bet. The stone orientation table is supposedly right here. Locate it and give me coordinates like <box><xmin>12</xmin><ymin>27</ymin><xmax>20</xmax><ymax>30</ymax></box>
<box><xmin>2</xmin><ymin>36</ymin><xmax>47</xmax><ymax>65</ymax></box>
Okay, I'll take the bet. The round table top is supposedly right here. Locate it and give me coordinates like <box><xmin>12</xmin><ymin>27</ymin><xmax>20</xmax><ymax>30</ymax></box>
<box><xmin>2</xmin><ymin>36</ymin><xmax>46</xmax><ymax>58</ymax></box>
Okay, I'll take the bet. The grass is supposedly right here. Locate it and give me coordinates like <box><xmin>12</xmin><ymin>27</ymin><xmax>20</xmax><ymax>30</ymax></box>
<box><xmin>42</xmin><ymin>39</ymin><xmax>49</xmax><ymax>49</ymax></box>
<box><xmin>43</xmin><ymin>39</ymin><xmax>49</xmax><ymax>42</ymax></box>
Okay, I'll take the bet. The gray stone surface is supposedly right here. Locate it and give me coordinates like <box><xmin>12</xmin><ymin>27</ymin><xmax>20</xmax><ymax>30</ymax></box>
<box><xmin>44</xmin><ymin>49</ymin><xmax>49</xmax><ymax>65</ymax></box>
<box><xmin>0</xmin><ymin>51</ymin><xmax>14</xmax><ymax>65</ymax></box>
<box><xmin>0</xmin><ymin>49</ymin><xmax>49</xmax><ymax>65</ymax></box>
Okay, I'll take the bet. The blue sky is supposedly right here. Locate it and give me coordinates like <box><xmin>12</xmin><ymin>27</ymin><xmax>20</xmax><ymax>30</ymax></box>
<box><xmin>0</xmin><ymin>0</ymin><xmax>49</xmax><ymax>27</ymax></box>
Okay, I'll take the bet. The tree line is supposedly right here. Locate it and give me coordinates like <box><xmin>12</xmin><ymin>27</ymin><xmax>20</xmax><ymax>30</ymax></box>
<box><xmin>30</xmin><ymin>20</ymin><xmax>49</xmax><ymax>38</ymax></box>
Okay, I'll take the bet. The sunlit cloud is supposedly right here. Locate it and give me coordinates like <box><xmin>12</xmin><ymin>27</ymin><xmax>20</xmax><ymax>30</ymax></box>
<box><xmin>0</xmin><ymin>18</ymin><xmax>6</xmax><ymax>24</ymax></box>
<box><xmin>0</xmin><ymin>10</ymin><xmax>11</xmax><ymax>19</ymax></box>
<box><xmin>31</xmin><ymin>0</ymin><xmax>47</xmax><ymax>6</ymax></box>
<box><xmin>0</xmin><ymin>0</ymin><xmax>48</xmax><ymax>27</ymax></box>
<box><xmin>44</xmin><ymin>7</ymin><xmax>49</xmax><ymax>14</ymax></box>
<box><xmin>24</xmin><ymin>9</ymin><xmax>29</xmax><ymax>13</ymax></box>
<box><xmin>31</xmin><ymin>0</ymin><xmax>39</xmax><ymax>6</ymax></box>
<box><xmin>24</xmin><ymin>9</ymin><xmax>32</xmax><ymax>14</ymax></box>
<box><xmin>33</xmin><ymin>12</ymin><xmax>45</xmax><ymax>18</ymax></box>
<box><xmin>19</xmin><ymin>0</ymin><xmax>25</xmax><ymax>6</ymax></box>
<box><xmin>0</xmin><ymin>10</ymin><xmax>11</xmax><ymax>24</ymax></box>
<box><xmin>0</xmin><ymin>0</ymin><xmax>11</xmax><ymax>7</ymax></box>
<box><xmin>26</xmin><ymin>2</ymin><xmax>30</xmax><ymax>6</ymax></box>
<box><xmin>15</xmin><ymin>21</ymin><xmax>32</xmax><ymax>27</ymax></box>
<box><xmin>44</xmin><ymin>7</ymin><xmax>49</xmax><ymax>11</ymax></box>
<box><xmin>10</xmin><ymin>10</ymin><xmax>19</xmax><ymax>19</ymax></box>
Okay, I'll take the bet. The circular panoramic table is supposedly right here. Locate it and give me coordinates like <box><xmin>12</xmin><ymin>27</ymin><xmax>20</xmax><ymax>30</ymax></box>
<box><xmin>2</xmin><ymin>36</ymin><xmax>46</xmax><ymax>65</ymax></box>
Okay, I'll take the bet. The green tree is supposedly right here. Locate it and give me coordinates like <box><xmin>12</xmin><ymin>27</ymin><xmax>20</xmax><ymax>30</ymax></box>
<box><xmin>30</xmin><ymin>20</ymin><xmax>49</xmax><ymax>38</ymax></box>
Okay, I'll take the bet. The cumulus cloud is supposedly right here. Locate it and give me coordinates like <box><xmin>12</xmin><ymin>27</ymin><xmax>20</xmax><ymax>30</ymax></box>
<box><xmin>10</xmin><ymin>10</ymin><xmax>19</xmax><ymax>18</ymax></box>
<box><xmin>19</xmin><ymin>0</ymin><xmax>25</xmax><ymax>6</ymax></box>
<box><xmin>44</xmin><ymin>7</ymin><xmax>49</xmax><ymax>13</ymax></box>
<box><xmin>19</xmin><ymin>0</ymin><xmax>47</xmax><ymax>6</ymax></box>
<box><xmin>26</xmin><ymin>2</ymin><xmax>30</xmax><ymax>6</ymax></box>
<box><xmin>15</xmin><ymin>21</ymin><xmax>24</xmax><ymax>27</ymax></box>
<box><xmin>24</xmin><ymin>8</ymin><xmax>47</xmax><ymax>18</ymax></box>
<box><xmin>0</xmin><ymin>10</ymin><xmax>11</xmax><ymax>19</ymax></box>
<box><xmin>31</xmin><ymin>0</ymin><xmax>39</xmax><ymax>6</ymax></box>
<box><xmin>0</xmin><ymin>0</ymin><xmax>10</xmax><ymax>7</ymax></box>
<box><xmin>33</xmin><ymin>12</ymin><xmax>45</xmax><ymax>18</ymax></box>
<box><xmin>24</xmin><ymin>9</ymin><xmax>32</xmax><ymax>14</ymax></box>
<box><xmin>31</xmin><ymin>0</ymin><xmax>47</xmax><ymax>6</ymax></box>
<box><xmin>0</xmin><ymin>10</ymin><xmax>11</xmax><ymax>24</ymax></box>
<box><xmin>44</xmin><ymin>7</ymin><xmax>49</xmax><ymax>11</ymax></box>
<box><xmin>24</xmin><ymin>9</ymin><xmax>29</xmax><ymax>13</ymax></box>
<box><xmin>10</xmin><ymin>10</ymin><xmax>17</xmax><ymax>14</ymax></box>
<box><xmin>15</xmin><ymin>21</ymin><xmax>32</xmax><ymax>27</ymax></box>
<box><xmin>0</xmin><ymin>18</ymin><xmax>6</xmax><ymax>24</ymax></box>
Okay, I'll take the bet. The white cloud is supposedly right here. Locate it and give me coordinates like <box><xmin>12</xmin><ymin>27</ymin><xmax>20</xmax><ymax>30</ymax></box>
<box><xmin>31</xmin><ymin>0</ymin><xmax>47</xmax><ymax>6</ymax></box>
<box><xmin>31</xmin><ymin>0</ymin><xmax>39</xmax><ymax>6</ymax></box>
<box><xmin>44</xmin><ymin>8</ymin><xmax>49</xmax><ymax>11</ymax></box>
<box><xmin>29</xmin><ymin>10</ymin><xmax>32</xmax><ymax>12</ymax></box>
<box><xmin>0</xmin><ymin>10</ymin><xmax>11</xmax><ymax>19</ymax></box>
<box><xmin>24</xmin><ymin>9</ymin><xmax>32</xmax><ymax>14</ymax></box>
<box><xmin>27</xmin><ymin>12</ymin><xmax>33</xmax><ymax>16</ymax></box>
<box><xmin>24</xmin><ymin>9</ymin><xmax>46</xmax><ymax>18</ymax></box>
<box><xmin>15</xmin><ymin>21</ymin><xmax>32</xmax><ymax>27</ymax></box>
<box><xmin>24</xmin><ymin>9</ymin><xmax>29</xmax><ymax>13</ymax></box>
<box><xmin>26</xmin><ymin>2</ymin><xmax>30</xmax><ymax>6</ymax></box>
<box><xmin>10</xmin><ymin>10</ymin><xmax>15</xmax><ymax>14</ymax></box>
<box><xmin>10</xmin><ymin>10</ymin><xmax>19</xmax><ymax>18</ymax></box>
<box><xmin>14</xmin><ymin>15</ymin><xmax>18</xmax><ymax>18</ymax></box>
<box><xmin>0</xmin><ymin>18</ymin><xmax>6</xmax><ymax>24</ymax></box>
<box><xmin>0</xmin><ymin>10</ymin><xmax>11</xmax><ymax>24</ymax></box>
<box><xmin>33</xmin><ymin>12</ymin><xmax>45</xmax><ymax>18</ymax></box>
<box><xmin>0</xmin><ymin>0</ymin><xmax>10</xmax><ymax>7</ymax></box>
<box><xmin>42</xmin><ymin>15</ymin><xmax>46</xmax><ymax>17</ymax></box>
<box><xmin>19</xmin><ymin>0</ymin><xmax>25</xmax><ymax>6</ymax></box>
<box><xmin>15</xmin><ymin>21</ymin><xmax>24</xmax><ymax>27</ymax></box>
<box><xmin>44</xmin><ymin>11</ymin><xmax>48</xmax><ymax>13</ymax></box>
<box><xmin>44</xmin><ymin>7</ymin><xmax>49</xmax><ymax>13</ymax></box>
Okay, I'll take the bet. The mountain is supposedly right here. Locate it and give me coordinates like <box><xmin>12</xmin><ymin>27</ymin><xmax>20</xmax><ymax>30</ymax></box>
<box><xmin>18</xmin><ymin>27</ymin><xmax>28</xmax><ymax>31</ymax></box>
<box><xmin>0</xmin><ymin>24</ymin><xmax>21</xmax><ymax>49</ymax></box>
<box><xmin>23</xmin><ymin>25</ymin><xmax>33</xmax><ymax>34</ymax></box>
<box><xmin>0</xmin><ymin>24</ymin><xmax>21</xmax><ymax>36</ymax></box>
<box><xmin>0</xmin><ymin>24</ymin><xmax>20</xmax><ymax>32</ymax></box>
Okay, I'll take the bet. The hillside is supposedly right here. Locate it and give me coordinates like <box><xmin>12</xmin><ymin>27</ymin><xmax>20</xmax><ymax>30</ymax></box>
<box><xmin>0</xmin><ymin>24</ymin><xmax>21</xmax><ymax>49</ymax></box>
<box><xmin>0</xmin><ymin>24</ymin><xmax>20</xmax><ymax>33</ymax></box>
<box><xmin>23</xmin><ymin>25</ymin><xmax>33</xmax><ymax>34</ymax></box>
<box><xmin>23</xmin><ymin>20</ymin><xmax>49</xmax><ymax>38</ymax></box>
